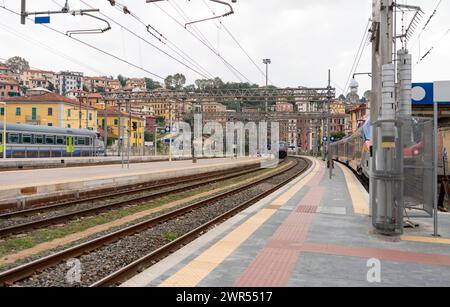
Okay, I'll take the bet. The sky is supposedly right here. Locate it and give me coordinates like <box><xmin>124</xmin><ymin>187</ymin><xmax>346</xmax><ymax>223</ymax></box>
<box><xmin>0</xmin><ymin>0</ymin><xmax>449</xmax><ymax>96</ymax></box>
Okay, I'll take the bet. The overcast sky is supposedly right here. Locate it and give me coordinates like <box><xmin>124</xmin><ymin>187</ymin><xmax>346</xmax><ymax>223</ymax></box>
<box><xmin>0</xmin><ymin>0</ymin><xmax>449</xmax><ymax>96</ymax></box>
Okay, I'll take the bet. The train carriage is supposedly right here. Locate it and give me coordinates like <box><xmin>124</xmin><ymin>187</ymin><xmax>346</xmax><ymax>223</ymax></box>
<box><xmin>0</xmin><ymin>123</ymin><xmax>104</xmax><ymax>158</ymax></box>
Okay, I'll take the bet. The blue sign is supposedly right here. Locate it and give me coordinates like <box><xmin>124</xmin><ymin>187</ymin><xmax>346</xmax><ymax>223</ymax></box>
<box><xmin>330</xmin><ymin>136</ymin><xmax>336</xmax><ymax>142</ymax></box>
<box><xmin>35</xmin><ymin>16</ymin><xmax>51</xmax><ymax>24</ymax></box>
<box><xmin>164</xmin><ymin>139</ymin><xmax>171</xmax><ymax>143</ymax></box>
<box><xmin>172</xmin><ymin>127</ymin><xmax>177</xmax><ymax>133</ymax></box>
<box><xmin>323</xmin><ymin>136</ymin><xmax>328</xmax><ymax>142</ymax></box>
<box><xmin>412</xmin><ymin>82</ymin><xmax>450</xmax><ymax>105</ymax></box>
<box><xmin>165</xmin><ymin>126</ymin><xmax>170</xmax><ymax>133</ymax></box>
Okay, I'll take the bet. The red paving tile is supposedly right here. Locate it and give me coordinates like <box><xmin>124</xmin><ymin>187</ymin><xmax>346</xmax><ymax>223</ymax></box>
<box><xmin>233</xmin><ymin>159</ymin><xmax>450</xmax><ymax>287</ymax></box>
<box><xmin>234</xmin><ymin>164</ymin><xmax>326</xmax><ymax>287</ymax></box>
<box><xmin>300</xmin><ymin>243</ymin><xmax>450</xmax><ymax>267</ymax></box>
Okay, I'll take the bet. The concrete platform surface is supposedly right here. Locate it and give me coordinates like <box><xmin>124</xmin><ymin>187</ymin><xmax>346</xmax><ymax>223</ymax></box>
<box><xmin>0</xmin><ymin>155</ymin><xmax>206</xmax><ymax>170</ymax></box>
<box><xmin>122</xmin><ymin>157</ymin><xmax>450</xmax><ymax>287</ymax></box>
<box><xmin>0</xmin><ymin>157</ymin><xmax>263</xmax><ymax>208</ymax></box>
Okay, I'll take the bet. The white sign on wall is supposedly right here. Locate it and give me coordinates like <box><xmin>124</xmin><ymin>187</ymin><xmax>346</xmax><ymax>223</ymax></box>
<box><xmin>434</xmin><ymin>81</ymin><xmax>450</xmax><ymax>103</ymax></box>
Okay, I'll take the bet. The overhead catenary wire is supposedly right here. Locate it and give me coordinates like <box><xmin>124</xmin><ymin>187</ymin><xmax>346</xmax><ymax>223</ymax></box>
<box><xmin>0</xmin><ymin>4</ymin><xmax>165</xmax><ymax>80</ymax></box>
<box><xmin>97</xmin><ymin>0</ymin><xmax>215</xmax><ymax>79</ymax></box>
<box><xmin>151</xmin><ymin>1</ymin><xmax>252</xmax><ymax>83</ymax></box>
<box><xmin>410</xmin><ymin>0</ymin><xmax>444</xmax><ymax>49</ymax></box>
<box><xmin>201</xmin><ymin>0</ymin><xmax>271</xmax><ymax>85</ymax></box>
<box><xmin>416</xmin><ymin>28</ymin><xmax>450</xmax><ymax>65</ymax></box>
<box><xmin>75</xmin><ymin>0</ymin><xmax>212</xmax><ymax>79</ymax></box>
<box><xmin>0</xmin><ymin>20</ymin><xmax>105</xmax><ymax>76</ymax></box>
<box><xmin>343</xmin><ymin>18</ymin><xmax>371</xmax><ymax>96</ymax></box>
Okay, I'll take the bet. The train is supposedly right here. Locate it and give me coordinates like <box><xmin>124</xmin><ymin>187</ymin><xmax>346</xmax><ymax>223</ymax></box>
<box><xmin>0</xmin><ymin>122</ymin><xmax>105</xmax><ymax>158</ymax></box>
<box><xmin>279</xmin><ymin>141</ymin><xmax>289</xmax><ymax>159</ymax></box>
<box><xmin>331</xmin><ymin>118</ymin><xmax>429</xmax><ymax>179</ymax></box>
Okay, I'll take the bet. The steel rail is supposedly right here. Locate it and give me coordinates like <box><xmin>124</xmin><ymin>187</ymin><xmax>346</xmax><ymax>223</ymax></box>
<box><xmin>0</xmin><ymin>163</ymin><xmax>270</xmax><ymax>237</ymax></box>
<box><xmin>0</xmin><ymin>158</ymin><xmax>305</xmax><ymax>287</ymax></box>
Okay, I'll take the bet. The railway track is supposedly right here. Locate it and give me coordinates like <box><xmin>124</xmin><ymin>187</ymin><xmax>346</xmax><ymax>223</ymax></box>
<box><xmin>0</xmin><ymin>162</ymin><xmax>272</xmax><ymax>237</ymax></box>
<box><xmin>0</xmin><ymin>157</ymin><xmax>310</xmax><ymax>287</ymax></box>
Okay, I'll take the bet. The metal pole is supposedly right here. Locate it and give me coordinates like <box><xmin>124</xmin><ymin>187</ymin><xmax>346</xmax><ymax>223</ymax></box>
<box><xmin>117</xmin><ymin>102</ymin><xmax>121</xmax><ymax>157</ymax></box>
<box><xmin>127</xmin><ymin>100</ymin><xmax>131</xmax><ymax>168</ymax></box>
<box><xmin>154</xmin><ymin>126</ymin><xmax>157</xmax><ymax>156</ymax></box>
<box><xmin>327</xmin><ymin>69</ymin><xmax>333</xmax><ymax>180</ymax></box>
<box><xmin>1</xmin><ymin>102</ymin><xmax>6</xmax><ymax>159</ymax></box>
<box><xmin>21</xmin><ymin>0</ymin><xmax>26</xmax><ymax>24</ymax></box>
<box><xmin>104</xmin><ymin>103</ymin><xmax>108</xmax><ymax>156</ymax></box>
<box><xmin>433</xmin><ymin>100</ymin><xmax>439</xmax><ymax>236</ymax></box>
<box><xmin>169</xmin><ymin>102</ymin><xmax>173</xmax><ymax>162</ymax></box>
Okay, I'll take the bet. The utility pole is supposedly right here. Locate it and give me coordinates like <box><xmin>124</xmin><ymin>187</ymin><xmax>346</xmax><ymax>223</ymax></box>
<box><xmin>263</xmin><ymin>59</ymin><xmax>271</xmax><ymax>112</ymax></box>
<box><xmin>371</xmin><ymin>0</ymin><xmax>404</xmax><ymax>235</ymax></box>
<box><xmin>104</xmin><ymin>102</ymin><xmax>108</xmax><ymax>157</ymax></box>
<box><xmin>327</xmin><ymin>69</ymin><xmax>333</xmax><ymax>180</ymax></box>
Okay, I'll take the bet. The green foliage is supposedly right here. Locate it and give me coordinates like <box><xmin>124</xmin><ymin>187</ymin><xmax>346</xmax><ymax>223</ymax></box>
<box><xmin>164</xmin><ymin>232</ymin><xmax>179</xmax><ymax>242</ymax></box>
<box><xmin>5</xmin><ymin>56</ymin><xmax>29</xmax><ymax>74</ymax></box>
<box><xmin>165</xmin><ymin>73</ymin><xmax>186</xmax><ymax>90</ymax></box>
<box><xmin>331</xmin><ymin>131</ymin><xmax>347</xmax><ymax>141</ymax></box>
<box><xmin>145</xmin><ymin>78</ymin><xmax>162</xmax><ymax>90</ymax></box>
<box><xmin>117</xmin><ymin>74</ymin><xmax>128</xmax><ymax>87</ymax></box>
<box><xmin>47</xmin><ymin>82</ymin><xmax>55</xmax><ymax>92</ymax></box>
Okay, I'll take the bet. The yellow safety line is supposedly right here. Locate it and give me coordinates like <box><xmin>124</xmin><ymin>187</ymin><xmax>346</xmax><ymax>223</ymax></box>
<box><xmin>337</xmin><ymin>163</ymin><xmax>369</xmax><ymax>216</ymax></box>
<box><xmin>160</xmin><ymin>157</ymin><xmax>319</xmax><ymax>287</ymax></box>
<box><xmin>402</xmin><ymin>235</ymin><xmax>450</xmax><ymax>245</ymax></box>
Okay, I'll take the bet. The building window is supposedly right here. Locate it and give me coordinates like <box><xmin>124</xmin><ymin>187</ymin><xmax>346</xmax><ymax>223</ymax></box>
<box><xmin>68</xmin><ymin>109</ymin><xmax>71</xmax><ymax>117</ymax></box>
<box><xmin>89</xmin><ymin>113</ymin><xmax>92</xmax><ymax>121</ymax></box>
<box><xmin>114</xmin><ymin>119</ymin><xmax>118</xmax><ymax>126</ymax></box>
<box><xmin>16</xmin><ymin>107</ymin><xmax>21</xmax><ymax>116</ymax></box>
<box><xmin>48</xmin><ymin>108</ymin><xmax>53</xmax><ymax>116</ymax></box>
<box><xmin>0</xmin><ymin>107</ymin><xmax>4</xmax><ymax>116</ymax></box>
<box><xmin>68</xmin><ymin>124</ymin><xmax>71</xmax><ymax>128</ymax></box>
<box><xmin>48</xmin><ymin>123</ymin><xmax>53</xmax><ymax>127</ymax></box>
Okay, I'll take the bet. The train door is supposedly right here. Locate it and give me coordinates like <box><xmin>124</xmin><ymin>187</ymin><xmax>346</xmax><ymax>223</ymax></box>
<box><xmin>67</xmin><ymin>136</ymin><xmax>74</xmax><ymax>157</ymax></box>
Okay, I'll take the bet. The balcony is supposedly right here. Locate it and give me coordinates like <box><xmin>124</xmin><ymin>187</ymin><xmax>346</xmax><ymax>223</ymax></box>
<box><xmin>25</xmin><ymin>116</ymin><xmax>41</xmax><ymax>125</ymax></box>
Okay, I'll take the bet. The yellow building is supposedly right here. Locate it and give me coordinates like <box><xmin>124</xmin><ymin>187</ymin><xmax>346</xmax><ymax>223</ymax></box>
<box><xmin>97</xmin><ymin>109</ymin><xmax>145</xmax><ymax>147</ymax></box>
<box><xmin>1</xmin><ymin>92</ymin><xmax>97</xmax><ymax>130</ymax></box>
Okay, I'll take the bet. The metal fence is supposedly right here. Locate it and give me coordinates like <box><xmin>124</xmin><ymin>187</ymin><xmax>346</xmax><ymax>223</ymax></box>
<box><xmin>403</xmin><ymin>117</ymin><xmax>434</xmax><ymax>216</ymax></box>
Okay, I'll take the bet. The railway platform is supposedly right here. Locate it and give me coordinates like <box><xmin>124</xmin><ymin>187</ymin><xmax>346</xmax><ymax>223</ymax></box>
<box><xmin>0</xmin><ymin>155</ymin><xmax>205</xmax><ymax>171</ymax></box>
<box><xmin>122</xmin><ymin>157</ymin><xmax>450</xmax><ymax>287</ymax></box>
<box><xmin>0</xmin><ymin>157</ymin><xmax>263</xmax><ymax>209</ymax></box>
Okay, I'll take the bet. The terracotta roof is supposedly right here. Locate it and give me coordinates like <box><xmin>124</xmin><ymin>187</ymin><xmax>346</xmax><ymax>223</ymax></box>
<box><xmin>2</xmin><ymin>92</ymin><xmax>96</xmax><ymax>110</ymax></box>
<box><xmin>98</xmin><ymin>108</ymin><xmax>144</xmax><ymax>120</ymax></box>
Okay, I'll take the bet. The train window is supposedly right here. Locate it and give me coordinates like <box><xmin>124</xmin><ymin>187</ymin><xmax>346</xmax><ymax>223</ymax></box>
<box><xmin>35</xmin><ymin>135</ymin><xmax>44</xmax><ymax>144</ymax></box>
<box><xmin>8</xmin><ymin>133</ymin><xmax>20</xmax><ymax>143</ymax></box>
<box><xmin>78</xmin><ymin>137</ymin><xmax>85</xmax><ymax>145</ymax></box>
<box><xmin>85</xmin><ymin>138</ymin><xmax>91</xmax><ymax>146</ymax></box>
<box><xmin>22</xmin><ymin>134</ymin><xmax>32</xmax><ymax>144</ymax></box>
<box><xmin>56</xmin><ymin>136</ymin><xmax>66</xmax><ymax>145</ymax></box>
<box><xmin>45</xmin><ymin>135</ymin><xmax>55</xmax><ymax>144</ymax></box>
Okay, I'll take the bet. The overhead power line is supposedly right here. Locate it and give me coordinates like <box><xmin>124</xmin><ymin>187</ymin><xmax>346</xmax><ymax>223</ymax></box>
<box><xmin>77</xmin><ymin>0</ymin><xmax>212</xmax><ymax>79</ymax></box>
<box><xmin>150</xmin><ymin>1</ymin><xmax>253</xmax><ymax>83</ymax></box>
<box><xmin>101</xmin><ymin>0</ymin><xmax>215</xmax><ymax>79</ymax></box>
<box><xmin>0</xmin><ymin>4</ymin><xmax>165</xmax><ymax>80</ymax></box>
<box><xmin>0</xmin><ymin>20</ymin><xmax>105</xmax><ymax>75</ymax></box>
<box><xmin>201</xmin><ymin>0</ymin><xmax>271</xmax><ymax>85</ymax></box>
<box><xmin>343</xmin><ymin>18</ymin><xmax>371</xmax><ymax>95</ymax></box>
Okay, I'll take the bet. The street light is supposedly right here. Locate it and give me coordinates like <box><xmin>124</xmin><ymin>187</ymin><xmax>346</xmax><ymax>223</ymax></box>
<box><xmin>0</xmin><ymin>102</ymin><xmax>6</xmax><ymax>159</ymax></box>
<box><xmin>263</xmin><ymin>59</ymin><xmax>271</xmax><ymax>112</ymax></box>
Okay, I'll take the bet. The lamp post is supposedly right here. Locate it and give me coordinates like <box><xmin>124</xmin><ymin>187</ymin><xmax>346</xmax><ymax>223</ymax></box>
<box><xmin>0</xmin><ymin>102</ymin><xmax>6</xmax><ymax>159</ymax></box>
<box><xmin>263</xmin><ymin>58</ymin><xmax>271</xmax><ymax>112</ymax></box>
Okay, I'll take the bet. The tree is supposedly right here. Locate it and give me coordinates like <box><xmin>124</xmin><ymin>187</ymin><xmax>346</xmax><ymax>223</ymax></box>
<box><xmin>145</xmin><ymin>78</ymin><xmax>162</xmax><ymax>90</ymax></box>
<box><xmin>117</xmin><ymin>74</ymin><xmax>128</xmax><ymax>87</ymax></box>
<box><xmin>83</xmin><ymin>84</ymin><xmax>89</xmax><ymax>92</ymax></box>
<box><xmin>95</xmin><ymin>86</ymin><xmax>106</xmax><ymax>93</ymax></box>
<box><xmin>6</xmin><ymin>56</ymin><xmax>29</xmax><ymax>74</ymax></box>
<box><xmin>331</xmin><ymin>131</ymin><xmax>346</xmax><ymax>141</ymax></box>
<box><xmin>47</xmin><ymin>82</ymin><xmax>55</xmax><ymax>92</ymax></box>
<box><xmin>165</xmin><ymin>73</ymin><xmax>186</xmax><ymax>90</ymax></box>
